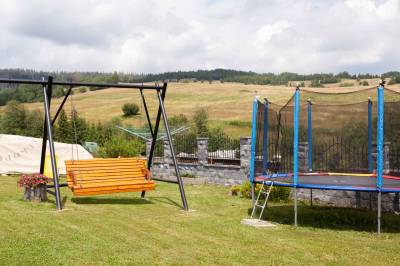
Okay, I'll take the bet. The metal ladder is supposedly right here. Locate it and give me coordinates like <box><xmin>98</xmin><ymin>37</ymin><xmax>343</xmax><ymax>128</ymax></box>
<box><xmin>250</xmin><ymin>181</ymin><xmax>274</xmax><ymax>220</ymax></box>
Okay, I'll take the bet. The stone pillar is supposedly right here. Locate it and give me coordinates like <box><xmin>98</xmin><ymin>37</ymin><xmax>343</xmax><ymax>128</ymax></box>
<box><xmin>163</xmin><ymin>138</ymin><xmax>173</xmax><ymax>165</ymax></box>
<box><xmin>240</xmin><ymin>137</ymin><xmax>251</xmax><ymax>177</ymax></box>
<box><xmin>197</xmin><ymin>138</ymin><xmax>208</xmax><ymax>165</ymax></box>
<box><xmin>145</xmin><ymin>139</ymin><xmax>152</xmax><ymax>159</ymax></box>
<box><xmin>298</xmin><ymin>142</ymin><xmax>309</xmax><ymax>172</ymax></box>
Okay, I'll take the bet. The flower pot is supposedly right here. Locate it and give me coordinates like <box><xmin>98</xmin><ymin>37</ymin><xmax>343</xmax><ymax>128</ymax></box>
<box><xmin>23</xmin><ymin>185</ymin><xmax>47</xmax><ymax>202</ymax></box>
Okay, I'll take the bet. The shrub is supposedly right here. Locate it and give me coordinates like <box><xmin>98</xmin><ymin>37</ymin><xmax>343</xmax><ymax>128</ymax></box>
<box><xmin>169</xmin><ymin>114</ymin><xmax>189</xmax><ymax>128</ymax></box>
<box><xmin>239</xmin><ymin>180</ymin><xmax>291</xmax><ymax>202</ymax></box>
<box><xmin>359</xmin><ymin>80</ymin><xmax>369</xmax><ymax>86</ymax></box>
<box><xmin>97</xmin><ymin>136</ymin><xmax>144</xmax><ymax>158</ymax></box>
<box><xmin>122</xmin><ymin>103</ymin><xmax>140</xmax><ymax>116</ymax></box>
<box><xmin>89</xmin><ymin>87</ymin><xmax>105</xmax><ymax>91</ymax></box>
<box><xmin>78</xmin><ymin>87</ymin><xmax>87</xmax><ymax>93</ymax></box>
<box><xmin>339</xmin><ymin>82</ymin><xmax>354</xmax><ymax>87</ymax></box>
<box><xmin>230</xmin><ymin>185</ymin><xmax>240</xmax><ymax>196</ymax></box>
<box><xmin>388</xmin><ymin>76</ymin><xmax>400</xmax><ymax>85</ymax></box>
<box><xmin>181</xmin><ymin>172</ymin><xmax>196</xmax><ymax>178</ymax></box>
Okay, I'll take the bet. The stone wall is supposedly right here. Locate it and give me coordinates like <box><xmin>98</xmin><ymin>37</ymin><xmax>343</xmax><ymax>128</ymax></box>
<box><xmin>148</xmin><ymin>137</ymin><xmax>251</xmax><ymax>186</ymax></box>
<box><xmin>297</xmin><ymin>189</ymin><xmax>400</xmax><ymax>212</ymax></box>
<box><xmin>296</xmin><ymin>141</ymin><xmax>399</xmax><ymax>212</ymax></box>
<box><xmin>148</xmin><ymin>137</ymin><xmax>400</xmax><ymax>212</ymax></box>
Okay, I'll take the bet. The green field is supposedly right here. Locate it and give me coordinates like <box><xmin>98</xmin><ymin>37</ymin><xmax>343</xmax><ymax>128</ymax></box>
<box><xmin>2</xmin><ymin>80</ymin><xmax>398</xmax><ymax>138</ymax></box>
<box><xmin>1</xmin><ymin>175</ymin><xmax>400</xmax><ymax>265</ymax></box>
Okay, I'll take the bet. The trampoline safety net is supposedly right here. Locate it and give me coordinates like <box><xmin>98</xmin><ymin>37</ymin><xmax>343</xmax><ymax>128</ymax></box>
<box><xmin>253</xmin><ymin>86</ymin><xmax>400</xmax><ymax>191</ymax></box>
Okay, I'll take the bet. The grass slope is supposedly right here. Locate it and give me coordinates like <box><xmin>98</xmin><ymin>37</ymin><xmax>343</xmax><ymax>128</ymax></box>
<box><xmin>3</xmin><ymin>81</ymin><xmax>399</xmax><ymax>137</ymax></box>
<box><xmin>1</xmin><ymin>175</ymin><xmax>400</xmax><ymax>265</ymax></box>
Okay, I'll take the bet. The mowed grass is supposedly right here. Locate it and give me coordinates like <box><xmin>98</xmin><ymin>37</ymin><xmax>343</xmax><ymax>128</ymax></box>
<box><xmin>1</xmin><ymin>175</ymin><xmax>400</xmax><ymax>265</ymax></box>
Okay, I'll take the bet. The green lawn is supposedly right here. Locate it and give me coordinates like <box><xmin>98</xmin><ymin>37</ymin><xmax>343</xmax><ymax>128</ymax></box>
<box><xmin>1</xmin><ymin>175</ymin><xmax>400</xmax><ymax>265</ymax></box>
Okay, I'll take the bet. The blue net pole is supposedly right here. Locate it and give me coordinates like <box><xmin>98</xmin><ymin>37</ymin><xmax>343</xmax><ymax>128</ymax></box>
<box><xmin>293</xmin><ymin>88</ymin><xmax>300</xmax><ymax>185</ymax></box>
<box><xmin>377</xmin><ymin>85</ymin><xmax>384</xmax><ymax>190</ymax></box>
<box><xmin>307</xmin><ymin>99</ymin><xmax>312</xmax><ymax>171</ymax></box>
<box><xmin>368</xmin><ymin>98</ymin><xmax>373</xmax><ymax>173</ymax></box>
<box><xmin>293</xmin><ymin>88</ymin><xmax>300</xmax><ymax>227</ymax></box>
<box><xmin>249</xmin><ymin>97</ymin><xmax>258</xmax><ymax>184</ymax></box>
<box><xmin>262</xmin><ymin>100</ymin><xmax>269</xmax><ymax>174</ymax></box>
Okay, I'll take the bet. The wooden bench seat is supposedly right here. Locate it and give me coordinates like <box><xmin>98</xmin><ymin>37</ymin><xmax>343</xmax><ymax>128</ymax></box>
<box><xmin>65</xmin><ymin>158</ymin><xmax>155</xmax><ymax>196</ymax></box>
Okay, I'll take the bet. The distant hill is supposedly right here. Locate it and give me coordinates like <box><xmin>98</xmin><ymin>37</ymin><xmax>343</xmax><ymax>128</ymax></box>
<box><xmin>0</xmin><ymin>68</ymin><xmax>399</xmax><ymax>106</ymax></box>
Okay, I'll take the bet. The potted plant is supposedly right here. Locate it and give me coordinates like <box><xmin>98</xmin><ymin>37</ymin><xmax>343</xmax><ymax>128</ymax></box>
<box><xmin>17</xmin><ymin>173</ymin><xmax>50</xmax><ymax>202</ymax></box>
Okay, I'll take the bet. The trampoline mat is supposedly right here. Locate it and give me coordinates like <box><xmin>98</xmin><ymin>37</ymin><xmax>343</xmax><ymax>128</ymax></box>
<box><xmin>255</xmin><ymin>173</ymin><xmax>400</xmax><ymax>192</ymax></box>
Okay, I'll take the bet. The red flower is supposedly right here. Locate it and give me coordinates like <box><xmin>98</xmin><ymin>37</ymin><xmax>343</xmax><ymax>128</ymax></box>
<box><xmin>17</xmin><ymin>173</ymin><xmax>50</xmax><ymax>188</ymax></box>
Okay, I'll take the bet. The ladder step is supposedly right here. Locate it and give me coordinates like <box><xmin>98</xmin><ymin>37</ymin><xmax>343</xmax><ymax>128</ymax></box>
<box><xmin>255</xmin><ymin>204</ymin><xmax>264</xmax><ymax>208</ymax></box>
<box><xmin>261</xmin><ymin>191</ymin><xmax>270</xmax><ymax>195</ymax></box>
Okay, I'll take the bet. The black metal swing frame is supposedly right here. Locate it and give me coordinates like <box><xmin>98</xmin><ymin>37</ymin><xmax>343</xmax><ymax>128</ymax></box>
<box><xmin>0</xmin><ymin>76</ymin><xmax>189</xmax><ymax>211</ymax></box>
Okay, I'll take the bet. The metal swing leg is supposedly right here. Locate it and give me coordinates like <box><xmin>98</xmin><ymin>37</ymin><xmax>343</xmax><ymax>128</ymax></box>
<box><xmin>157</xmin><ymin>89</ymin><xmax>189</xmax><ymax>211</ymax></box>
<box><xmin>42</xmin><ymin>77</ymin><xmax>62</xmax><ymax>210</ymax></box>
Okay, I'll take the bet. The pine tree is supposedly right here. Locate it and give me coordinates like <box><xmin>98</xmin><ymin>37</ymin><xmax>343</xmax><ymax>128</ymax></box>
<box><xmin>70</xmin><ymin>108</ymin><xmax>87</xmax><ymax>144</ymax></box>
<box><xmin>1</xmin><ymin>100</ymin><xmax>27</xmax><ymax>135</ymax></box>
<box><xmin>55</xmin><ymin>110</ymin><xmax>71</xmax><ymax>143</ymax></box>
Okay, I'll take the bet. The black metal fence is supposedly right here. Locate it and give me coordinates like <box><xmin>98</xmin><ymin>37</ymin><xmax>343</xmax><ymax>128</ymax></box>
<box><xmin>390</xmin><ymin>145</ymin><xmax>400</xmax><ymax>176</ymax></box>
<box><xmin>174</xmin><ymin>134</ymin><xmax>198</xmax><ymax>163</ymax></box>
<box><xmin>153</xmin><ymin>140</ymin><xmax>164</xmax><ymax>162</ymax></box>
<box><xmin>313</xmin><ymin>136</ymin><xmax>368</xmax><ymax>173</ymax></box>
<box><xmin>208</xmin><ymin>134</ymin><xmax>240</xmax><ymax>165</ymax></box>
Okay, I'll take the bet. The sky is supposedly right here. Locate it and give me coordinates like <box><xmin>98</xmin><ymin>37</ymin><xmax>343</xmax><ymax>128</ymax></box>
<box><xmin>0</xmin><ymin>0</ymin><xmax>399</xmax><ymax>74</ymax></box>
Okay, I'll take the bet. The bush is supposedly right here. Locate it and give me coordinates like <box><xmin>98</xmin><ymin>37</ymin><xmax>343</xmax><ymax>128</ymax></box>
<box><xmin>339</xmin><ymin>82</ymin><xmax>354</xmax><ymax>87</ymax></box>
<box><xmin>388</xmin><ymin>76</ymin><xmax>400</xmax><ymax>85</ymax></box>
<box><xmin>97</xmin><ymin>136</ymin><xmax>144</xmax><ymax>158</ymax></box>
<box><xmin>230</xmin><ymin>185</ymin><xmax>240</xmax><ymax>196</ymax></box>
<box><xmin>239</xmin><ymin>180</ymin><xmax>291</xmax><ymax>202</ymax></box>
<box><xmin>359</xmin><ymin>80</ymin><xmax>369</xmax><ymax>86</ymax></box>
<box><xmin>169</xmin><ymin>114</ymin><xmax>189</xmax><ymax>128</ymax></box>
<box><xmin>122</xmin><ymin>103</ymin><xmax>139</xmax><ymax>116</ymax></box>
<box><xmin>89</xmin><ymin>87</ymin><xmax>105</xmax><ymax>91</ymax></box>
<box><xmin>78</xmin><ymin>87</ymin><xmax>87</xmax><ymax>93</ymax></box>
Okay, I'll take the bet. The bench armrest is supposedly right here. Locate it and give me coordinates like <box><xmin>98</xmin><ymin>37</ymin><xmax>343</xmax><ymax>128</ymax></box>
<box><xmin>141</xmin><ymin>168</ymin><xmax>152</xmax><ymax>180</ymax></box>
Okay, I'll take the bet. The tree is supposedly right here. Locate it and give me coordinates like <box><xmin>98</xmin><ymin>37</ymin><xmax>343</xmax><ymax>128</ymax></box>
<box><xmin>25</xmin><ymin>110</ymin><xmax>43</xmax><ymax>137</ymax></box>
<box><xmin>122</xmin><ymin>103</ymin><xmax>139</xmax><ymax>116</ymax></box>
<box><xmin>110</xmin><ymin>71</ymin><xmax>119</xmax><ymax>83</ymax></box>
<box><xmin>193</xmin><ymin>107</ymin><xmax>209</xmax><ymax>136</ymax></box>
<box><xmin>1</xmin><ymin>100</ymin><xmax>27</xmax><ymax>135</ymax></box>
<box><xmin>55</xmin><ymin>110</ymin><xmax>71</xmax><ymax>143</ymax></box>
<box><xmin>70</xmin><ymin>108</ymin><xmax>87</xmax><ymax>144</ymax></box>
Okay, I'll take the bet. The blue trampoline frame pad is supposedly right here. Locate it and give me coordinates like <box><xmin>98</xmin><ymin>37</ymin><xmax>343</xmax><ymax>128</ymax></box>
<box><xmin>255</xmin><ymin>172</ymin><xmax>400</xmax><ymax>193</ymax></box>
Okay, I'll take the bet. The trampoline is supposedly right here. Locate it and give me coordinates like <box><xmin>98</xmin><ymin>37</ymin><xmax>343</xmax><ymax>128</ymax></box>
<box><xmin>249</xmin><ymin>81</ymin><xmax>400</xmax><ymax>233</ymax></box>
<box><xmin>255</xmin><ymin>172</ymin><xmax>400</xmax><ymax>192</ymax></box>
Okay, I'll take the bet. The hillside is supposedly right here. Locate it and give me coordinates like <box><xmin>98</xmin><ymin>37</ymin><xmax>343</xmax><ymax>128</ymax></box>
<box><xmin>1</xmin><ymin>80</ymin><xmax>399</xmax><ymax>137</ymax></box>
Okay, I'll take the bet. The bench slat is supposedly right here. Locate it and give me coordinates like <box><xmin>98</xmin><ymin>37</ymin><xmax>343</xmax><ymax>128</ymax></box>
<box><xmin>73</xmin><ymin>186</ymin><xmax>154</xmax><ymax>196</ymax></box>
<box><xmin>65</xmin><ymin>157</ymin><xmax>153</xmax><ymax>196</ymax></box>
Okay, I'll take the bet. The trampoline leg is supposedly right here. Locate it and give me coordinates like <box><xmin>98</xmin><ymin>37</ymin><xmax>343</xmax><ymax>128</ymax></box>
<box><xmin>378</xmin><ymin>191</ymin><xmax>381</xmax><ymax>235</ymax></box>
<box><xmin>294</xmin><ymin>188</ymin><xmax>298</xmax><ymax>226</ymax></box>
<box><xmin>310</xmin><ymin>189</ymin><xmax>313</xmax><ymax>207</ymax></box>
<box><xmin>251</xmin><ymin>183</ymin><xmax>255</xmax><ymax>206</ymax></box>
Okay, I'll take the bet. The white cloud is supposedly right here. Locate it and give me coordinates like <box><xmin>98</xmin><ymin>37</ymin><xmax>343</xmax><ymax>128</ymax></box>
<box><xmin>0</xmin><ymin>0</ymin><xmax>399</xmax><ymax>73</ymax></box>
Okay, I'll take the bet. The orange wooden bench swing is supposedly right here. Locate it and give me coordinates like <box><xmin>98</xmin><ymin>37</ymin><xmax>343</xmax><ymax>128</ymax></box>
<box><xmin>65</xmin><ymin>158</ymin><xmax>155</xmax><ymax>196</ymax></box>
<box><xmin>0</xmin><ymin>76</ymin><xmax>188</xmax><ymax>211</ymax></box>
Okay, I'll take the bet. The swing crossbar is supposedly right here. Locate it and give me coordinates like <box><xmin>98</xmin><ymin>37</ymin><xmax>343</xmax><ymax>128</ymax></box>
<box><xmin>0</xmin><ymin>78</ymin><xmax>161</xmax><ymax>90</ymax></box>
<box><xmin>65</xmin><ymin>158</ymin><xmax>155</xmax><ymax>196</ymax></box>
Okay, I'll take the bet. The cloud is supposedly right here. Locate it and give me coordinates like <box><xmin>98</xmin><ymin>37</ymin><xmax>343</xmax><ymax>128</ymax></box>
<box><xmin>0</xmin><ymin>0</ymin><xmax>399</xmax><ymax>73</ymax></box>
